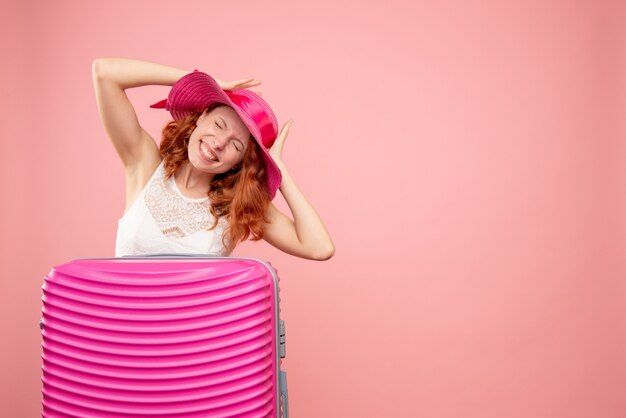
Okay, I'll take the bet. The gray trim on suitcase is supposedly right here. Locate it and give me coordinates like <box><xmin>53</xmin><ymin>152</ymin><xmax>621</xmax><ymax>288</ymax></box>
<box><xmin>61</xmin><ymin>253</ymin><xmax>289</xmax><ymax>418</ymax></box>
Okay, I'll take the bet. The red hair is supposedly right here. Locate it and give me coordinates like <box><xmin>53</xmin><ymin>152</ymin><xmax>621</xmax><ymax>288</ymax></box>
<box><xmin>159</xmin><ymin>103</ymin><xmax>271</xmax><ymax>254</ymax></box>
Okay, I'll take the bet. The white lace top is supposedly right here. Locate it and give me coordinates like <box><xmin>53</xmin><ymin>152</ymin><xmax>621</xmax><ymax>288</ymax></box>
<box><xmin>115</xmin><ymin>160</ymin><xmax>230</xmax><ymax>257</ymax></box>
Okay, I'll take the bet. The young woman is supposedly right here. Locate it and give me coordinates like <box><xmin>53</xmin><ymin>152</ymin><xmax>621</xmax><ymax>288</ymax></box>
<box><xmin>92</xmin><ymin>57</ymin><xmax>334</xmax><ymax>260</ymax></box>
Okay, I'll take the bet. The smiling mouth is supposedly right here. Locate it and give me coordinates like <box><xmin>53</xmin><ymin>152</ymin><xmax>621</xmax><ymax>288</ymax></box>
<box><xmin>199</xmin><ymin>140</ymin><xmax>219</xmax><ymax>162</ymax></box>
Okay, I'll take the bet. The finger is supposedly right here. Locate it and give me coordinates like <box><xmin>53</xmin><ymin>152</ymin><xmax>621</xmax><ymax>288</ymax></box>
<box><xmin>233</xmin><ymin>81</ymin><xmax>261</xmax><ymax>91</ymax></box>
<box><xmin>277</xmin><ymin>126</ymin><xmax>290</xmax><ymax>143</ymax></box>
<box><xmin>241</xmin><ymin>79</ymin><xmax>261</xmax><ymax>86</ymax></box>
<box><xmin>278</xmin><ymin>121</ymin><xmax>291</xmax><ymax>136</ymax></box>
<box><xmin>231</xmin><ymin>78</ymin><xmax>259</xmax><ymax>87</ymax></box>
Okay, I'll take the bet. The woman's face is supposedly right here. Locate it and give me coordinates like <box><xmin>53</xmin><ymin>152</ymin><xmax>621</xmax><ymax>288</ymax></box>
<box><xmin>187</xmin><ymin>105</ymin><xmax>252</xmax><ymax>173</ymax></box>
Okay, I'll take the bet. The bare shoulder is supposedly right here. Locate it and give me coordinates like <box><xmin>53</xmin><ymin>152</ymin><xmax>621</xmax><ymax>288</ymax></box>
<box><xmin>122</xmin><ymin>139</ymin><xmax>162</xmax><ymax>215</ymax></box>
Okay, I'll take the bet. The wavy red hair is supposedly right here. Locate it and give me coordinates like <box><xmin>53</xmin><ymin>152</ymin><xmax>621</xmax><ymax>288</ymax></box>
<box><xmin>158</xmin><ymin>103</ymin><xmax>271</xmax><ymax>254</ymax></box>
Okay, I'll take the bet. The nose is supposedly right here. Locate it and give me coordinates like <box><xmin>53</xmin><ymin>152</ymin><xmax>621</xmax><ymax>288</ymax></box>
<box><xmin>212</xmin><ymin>135</ymin><xmax>227</xmax><ymax>150</ymax></box>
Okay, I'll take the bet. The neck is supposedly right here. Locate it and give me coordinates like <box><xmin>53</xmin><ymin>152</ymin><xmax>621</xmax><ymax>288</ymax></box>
<box><xmin>177</xmin><ymin>160</ymin><xmax>214</xmax><ymax>192</ymax></box>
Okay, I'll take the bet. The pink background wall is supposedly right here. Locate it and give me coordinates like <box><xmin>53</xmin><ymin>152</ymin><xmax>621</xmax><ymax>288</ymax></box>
<box><xmin>1</xmin><ymin>0</ymin><xmax>624</xmax><ymax>417</ymax></box>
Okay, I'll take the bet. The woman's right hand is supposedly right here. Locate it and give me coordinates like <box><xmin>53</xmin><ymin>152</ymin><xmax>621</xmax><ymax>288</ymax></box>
<box><xmin>215</xmin><ymin>77</ymin><xmax>262</xmax><ymax>95</ymax></box>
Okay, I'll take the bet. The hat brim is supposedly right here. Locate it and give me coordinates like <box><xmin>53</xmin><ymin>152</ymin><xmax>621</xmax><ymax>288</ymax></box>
<box><xmin>230</xmin><ymin>105</ymin><xmax>282</xmax><ymax>201</ymax></box>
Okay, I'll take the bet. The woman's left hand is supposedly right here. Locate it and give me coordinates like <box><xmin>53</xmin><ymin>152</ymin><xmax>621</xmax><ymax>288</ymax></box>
<box><xmin>269</xmin><ymin>120</ymin><xmax>293</xmax><ymax>168</ymax></box>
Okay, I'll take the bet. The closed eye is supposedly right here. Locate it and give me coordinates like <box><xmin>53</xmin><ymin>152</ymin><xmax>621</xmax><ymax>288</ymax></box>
<box><xmin>216</xmin><ymin>121</ymin><xmax>242</xmax><ymax>152</ymax></box>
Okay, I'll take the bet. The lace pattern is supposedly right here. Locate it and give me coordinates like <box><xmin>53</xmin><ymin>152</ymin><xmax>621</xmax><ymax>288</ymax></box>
<box><xmin>144</xmin><ymin>168</ymin><xmax>215</xmax><ymax>239</ymax></box>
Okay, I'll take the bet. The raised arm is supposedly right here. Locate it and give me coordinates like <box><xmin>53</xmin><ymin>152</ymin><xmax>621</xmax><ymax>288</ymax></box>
<box><xmin>262</xmin><ymin>165</ymin><xmax>336</xmax><ymax>261</ymax></box>
<box><xmin>261</xmin><ymin>123</ymin><xmax>336</xmax><ymax>261</ymax></box>
<box><xmin>91</xmin><ymin>58</ymin><xmax>190</xmax><ymax>169</ymax></box>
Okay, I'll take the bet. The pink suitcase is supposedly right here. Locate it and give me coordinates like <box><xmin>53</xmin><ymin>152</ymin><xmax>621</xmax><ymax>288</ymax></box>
<box><xmin>40</xmin><ymin>254</ymin><xmax>289</xmax><ymax>418</ymax></box>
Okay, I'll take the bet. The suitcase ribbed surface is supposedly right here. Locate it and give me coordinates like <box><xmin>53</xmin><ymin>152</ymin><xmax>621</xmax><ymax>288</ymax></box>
<box><xmin>41</xmin><ymin>257</ymin><xmax>281</xmax><ymax>418</ymax></box>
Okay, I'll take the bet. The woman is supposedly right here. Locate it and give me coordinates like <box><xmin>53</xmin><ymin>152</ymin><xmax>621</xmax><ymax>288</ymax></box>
<box><xmin>92</xmin><ymin>57</ymin><xmax>334</xmax><ymax>260</ymax></box>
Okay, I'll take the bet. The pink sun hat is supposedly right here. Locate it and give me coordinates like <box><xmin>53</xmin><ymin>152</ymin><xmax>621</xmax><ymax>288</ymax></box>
<box><xmin>150</xmin><ymin>70</ymin><xmax>282</xmax><ymax>200</ymax></box>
